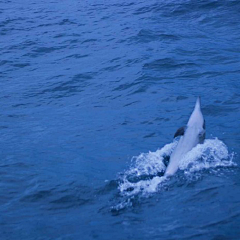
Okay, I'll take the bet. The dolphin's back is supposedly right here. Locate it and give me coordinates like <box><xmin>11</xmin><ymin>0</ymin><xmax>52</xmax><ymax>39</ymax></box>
<box><xmin>164</xmin><ymin>127</ymin><xmax>199</xmax><ymax>176</ymax></box>
<box><xmin>164</xmin><ymin>98</ymin><xmax>205</xmax><ymax>177</ymax></box>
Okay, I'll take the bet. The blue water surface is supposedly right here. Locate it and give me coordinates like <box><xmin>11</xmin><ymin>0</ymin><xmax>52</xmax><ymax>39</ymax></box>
<box><xmin>1</xmin><ymin>0</ymin><xmax>240</xmax><ymax>239</ymax></box>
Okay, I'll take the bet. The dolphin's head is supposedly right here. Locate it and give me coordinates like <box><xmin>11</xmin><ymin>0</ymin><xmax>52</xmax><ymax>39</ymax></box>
<box><xmin>187</xmin><ymin>97</ymin><xmax>204</xmax><ymax>129</ymax></box>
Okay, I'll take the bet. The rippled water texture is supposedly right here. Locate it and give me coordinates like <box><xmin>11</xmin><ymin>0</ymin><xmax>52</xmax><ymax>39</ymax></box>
<box><xmin>1</xmin><ymin>1</ymin><xmax>240</xmax><ymax>239</ymax></box>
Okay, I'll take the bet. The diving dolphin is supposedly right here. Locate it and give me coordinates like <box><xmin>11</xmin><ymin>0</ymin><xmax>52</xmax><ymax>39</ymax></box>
<box><xmin>164</xmin><ymin>97</ymin><xmax>205</xmax><ymax>176</ymax></box>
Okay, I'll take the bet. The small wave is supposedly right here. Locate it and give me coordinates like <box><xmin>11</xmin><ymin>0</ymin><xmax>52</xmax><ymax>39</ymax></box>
<box><xmin>117</xmin><ymin>138</ymin><xmax>236</xmax><ymax>200</ymax></box>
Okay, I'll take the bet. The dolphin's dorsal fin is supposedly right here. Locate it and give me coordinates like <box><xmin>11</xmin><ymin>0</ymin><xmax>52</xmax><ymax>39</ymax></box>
<box><xmin>174</xmin><ymin>126</ymin><xmax>186</xmax><ymax>138</ymax></box>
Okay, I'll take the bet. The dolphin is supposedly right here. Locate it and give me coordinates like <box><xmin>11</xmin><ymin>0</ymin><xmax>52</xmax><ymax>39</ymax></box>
<box><xmin>164</xmin><ymin>97</ymin><xmax>205</xmax><ymax>176</ymax></box>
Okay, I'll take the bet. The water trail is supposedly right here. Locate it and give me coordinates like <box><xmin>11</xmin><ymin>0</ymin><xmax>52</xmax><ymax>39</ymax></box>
<box><xmin>113</xmin><ymin>138</ymin><xmax>236</xmax><ymax>211</ymax></box>
<box><xmin>118</xmin><ymin>141</ymin><xmax>177</xmax><ymax>196</ymax></box>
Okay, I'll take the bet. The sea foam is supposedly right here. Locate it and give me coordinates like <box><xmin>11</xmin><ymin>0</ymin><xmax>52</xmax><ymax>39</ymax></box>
<box><xmin>118</xmin><ymin>138</ymin><xmax>236</xmax><ymax>197</ymax></box>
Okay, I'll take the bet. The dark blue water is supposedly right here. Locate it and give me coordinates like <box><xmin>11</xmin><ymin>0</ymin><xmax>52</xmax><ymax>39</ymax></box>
<box><xmin>1</xmin><ymin>0</ymin><xmax>240</xmax><ymax>239</ymax></box>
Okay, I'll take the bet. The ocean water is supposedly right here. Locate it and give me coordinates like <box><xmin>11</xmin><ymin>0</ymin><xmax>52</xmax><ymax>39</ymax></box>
<box><xmin>1</xmin><ymin>0</ymin><xmax>240</xmax><ymax>239</ymax></box>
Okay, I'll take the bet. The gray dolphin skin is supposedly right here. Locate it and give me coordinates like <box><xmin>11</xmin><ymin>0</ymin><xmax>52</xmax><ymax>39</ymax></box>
<box><xmin>164</xmin><ymin>97</ymin><xmax>205</xmax><ymax>177</ymax></box>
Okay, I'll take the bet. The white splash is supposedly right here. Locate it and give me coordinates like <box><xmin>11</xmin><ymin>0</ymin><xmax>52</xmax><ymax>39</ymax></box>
<box><xmin>179</xmin><ymin>138</ymin><xmax>236</xmax><ymax>174</ymax></box>
<box><xmin>118</xmin><ymin>138</ymin><xmax>236</xmax><ymax>197</ymax></box>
